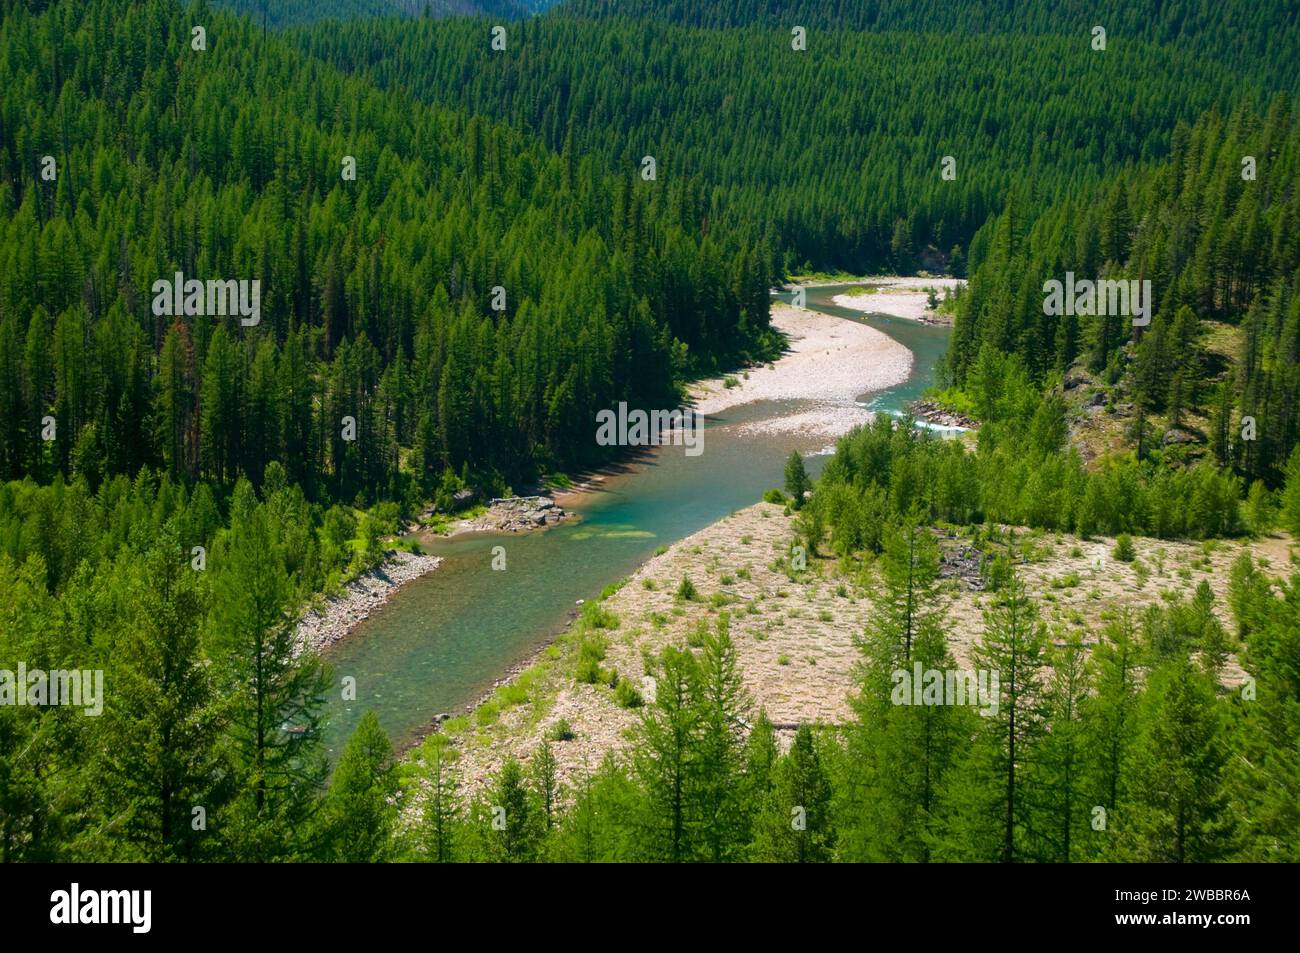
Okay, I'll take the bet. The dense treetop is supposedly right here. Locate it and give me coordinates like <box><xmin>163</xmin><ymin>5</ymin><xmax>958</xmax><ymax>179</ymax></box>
<box><xmin>215</xmin><ymin>0</ymin><xmax>529</xmax><ymax>28</ymax></box>
<box><xmin>0</xmin><ymin>0</ymin><xmax>774</xmax><ymax>500</ymax></box>
<box><xmin>557</xmin><ymin>0</ymin><xmax>1300</xmax><ymax>92</ymax></box>
<box><xmin>950</xmin><ymin>101</ymin><xmax>1300</xmax><ymax>487</ymax></box>
<box><xmin>294</xmin><ymin>10</ymin><xmax>1273</xmax><ymax>273</ymax></box>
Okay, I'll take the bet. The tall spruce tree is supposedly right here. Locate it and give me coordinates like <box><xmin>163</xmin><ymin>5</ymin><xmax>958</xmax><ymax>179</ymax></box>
<box><xmin>1112</xmin><ymin>655</ymin><xmax>1236</xmax><ymax>862</ymax></box>
<box><xmin>94</xmin><ymin>524</ymin><xmax>218</xmax><ymax>861</ymax></box>
<box><xmin>935</xmin><ymin>559</ymin><xmax>1049</xmax><ymax>862</ymax></box>
<box><xmin>633</xmin><ymin>646</ymin><xmax>702</xmax><ymax>861</ymax></box>
<box><xmin>207</xmin><ymin>480</ymin><xmax>329</xmax><ymax>861</ymax></box>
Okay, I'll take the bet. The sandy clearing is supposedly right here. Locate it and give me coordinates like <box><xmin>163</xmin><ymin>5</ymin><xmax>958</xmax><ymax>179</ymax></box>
<box><xmin>419</xmin><ymin>505</ymin><xmax>1290</xmax><ymax>801</ymax></box>
<box><xmin>830</xmin><ymin>276</ymin><xmax>965</xmax><ymax>323</ymax></box>
<box><xmin>688</xmin><ymin>304</ymin><xmax>911</xmax><ymax>437</ymax></box>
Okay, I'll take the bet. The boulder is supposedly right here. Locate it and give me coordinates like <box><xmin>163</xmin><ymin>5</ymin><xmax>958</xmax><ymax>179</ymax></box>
<box><xmin>1163</xmin><ymin>427</ymin><xmax>1201</xmax><ymax>446</ymax></box>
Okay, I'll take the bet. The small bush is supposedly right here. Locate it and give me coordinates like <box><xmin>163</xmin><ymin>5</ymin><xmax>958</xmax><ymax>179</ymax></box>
<box><xmin>686</xmin><ymin>619</ymin><xmax>709</xmax><ymax>648</ymax></box>
<box><xmin>581</xmin><ymin>600</ymin><xmax>620</xmax><ymax>629</ymax></box>
<box><xmin>762</xmin><ymin>488</ymin><xmax>788</xmax><ymax>505</ymax></box>
<box><xmin>1113</xmin><ymin>533</ymin><xmax>1136</xmax><ymax>562</ymax></box>
<box><xmin>676</xmin><ymin>575</ymin><xmax>700</xmax><ymax>601</ymax></box>
<box><xmin>546</xmin><ymin>719</ymin><xmax>576</xmax><ymax>742</ymax></box>
<box><xmin>615</xmin><ymin>679</ymin><xmax>644</xmax><ymax>708</ymax></box>
<box><xmin>575</xmin><ymin>635</ymin><xmax>609</xmax><ymax>684</ymax></box>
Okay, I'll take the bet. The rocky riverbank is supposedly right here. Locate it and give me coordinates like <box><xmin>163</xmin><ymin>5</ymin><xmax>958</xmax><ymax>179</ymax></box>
<box><xmin>827</xmin><ymin>276</ymin><xmax>965</xmax><ymax>324</ymax></box>
<box><xmin>294</xmin><ymin>550</ymin><xmax>443</xmax><ymax>656</ymax></box>
<box><xmin>451</xmin><ymin>495</ymin><xmax>574</xmax><ymax>534</ymax></box>
<box><xmin>910</xmin><ymin>399</ymin><xmax>977</xmax><ymax>430</ymax></box>
<box><xmin>410</xmin><ymin>502</ymin><xmax>1267</xmax><ymax>801</ymax></box>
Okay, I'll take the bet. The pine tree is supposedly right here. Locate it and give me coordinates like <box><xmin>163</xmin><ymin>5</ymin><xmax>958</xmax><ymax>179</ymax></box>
<box><xmin>784</xmin><ymin>450</ymin><xmax>809</xmax><ymax>508</ymax></box>
<box><xmin>936</xmin><ymin>559</ymin><xmax>1049</xmax><ymax>862</ymax></box>
<box><xmin>868</xmin><ymin>516</ymin><xmax>941</xmax><ymax>664</ymax></box>
<box><xmin>750</xmin><ymin>725</ymin><xmax>834</xmax><ymax>862</ymax></box>
<box><xmin>1082</xmin><ymin>611</ymin><xmax>1141</xmax><ymax>822</ymax></box>
<box><xmin>476</xmin><ymin>758</ymin><xmax>542</xmax><ymax>863</ymax></box>
<box><xmin>318</xmin><ymin>711</ymin><xmax>397</xmax><ymax>862</ymax></box>
<box><xmin>531</xmin><ymin>738</ymin><xmax>561</xmax><ymax>835</ymax></box>
<box><xmin>207</xmin><ymin>480</ymin><xmax>329</xmax><ymax>861</ymax></box>
<box><xmin>1031</xmin><ymin>635</ymin><xmax>1093</xmax><ymax>862</ymax></box>
<box><xmin>842</xmin><ymin>527</ymin><xmax>967</xmax><ymax>863</ymax></box>
<box><xmin>694</xmin><ymin>613</ymin><xmax>752</xmax><ymax>861</ymax></box>
<box><xmin>1112</xmin><ymin>656</ymin><xmax>1235</xmax><ymax>862</ymax></box>
<box><xmin>416</xmin><ymin>743</ymin><xmax>459</xmax><ymax>863</ymax></box>
<box><xmin>633</xmin><ymin>646</ymin><xmax>702</xmax><ymax>861</ymax></box>
<box><xmin>1228</xmin><ymin>573</ymin><xmax>1300</xmax><ymax>860</ymax></box>
<box><xmin>94</xmin><ymin>524</ymin><xmax>217</xmax><ymax>861</ymax></box>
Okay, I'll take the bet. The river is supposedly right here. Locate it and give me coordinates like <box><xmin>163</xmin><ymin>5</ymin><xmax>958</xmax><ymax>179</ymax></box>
<box><xmin>320</xmin><ymin>284</ymin><xmax>952</xmax><ymax>755</ymax></box>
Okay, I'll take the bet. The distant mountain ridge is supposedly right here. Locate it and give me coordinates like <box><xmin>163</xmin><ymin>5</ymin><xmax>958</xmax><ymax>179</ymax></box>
<box><xmin>215</xmin><ymin>0</ymin><xmax>537</xmax><ymax>27</ymax></box>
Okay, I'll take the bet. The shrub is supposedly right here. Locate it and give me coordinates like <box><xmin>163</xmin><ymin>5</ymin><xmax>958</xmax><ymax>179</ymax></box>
<box><xmin>762</xmin><ymin>488</ymin><xmax>788</xmax><ymax>505</ymax></box>
<box><xmin>546</xmin><ymin>719</ymin><xmax>575</xmax><ymax>742</ymax></box>
<box><xmin>581</xmin><ymin>600</ymin><xmax>620</xmax><ymax>629</ymax></box>
<box><xmin>614</xmin><ymin>679</ymin><xmax>644</xmax><ymax>709</ymax></box>
<box><xmin>1113</xmin><ymin>533</ymin><xmax>1136</xmax><ymax>562</ymax></box>
<box><xmin>676</xmin><ymin>575</ymin><xmax>700</xmax><ymax>601</ymax></box>
<box><xmin>686</xmin><ymin>619</ymin><xmax>709</xmax><ymax>648</ymax></box>
<box><xmin>575</xmin><ymin>635</ymin><xmax>609</xmax><ymax>684</ymax></box>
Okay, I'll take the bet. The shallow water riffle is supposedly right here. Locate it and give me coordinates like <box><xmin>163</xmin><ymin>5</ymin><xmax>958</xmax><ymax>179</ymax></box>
<box><xmin>320</xmin><ymin>287</ymin><xmax>951</xmax><ymax>755</ymax></box>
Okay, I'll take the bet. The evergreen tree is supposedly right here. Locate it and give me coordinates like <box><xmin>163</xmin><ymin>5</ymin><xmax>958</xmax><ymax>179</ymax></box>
<box><xmin>633</xmin><ymin>646</ymin><xmax>702</xmax><ymax>861</ymax></box>
<box><xmin>1112</xmin><ymin>656</ymin><xmax>1236</xmax><ymax>862</ymax></box>
<box><xmin>318</xmin><ymin>711</ymin><xmax>398</xmax><ymax>862</ymax></box>
<box><xmin>784</xmin><ymin>451</ymin><xmax>810</xmax><ymax>508</ymax></box>
<box><xmin>694</xmin><ymin>614</ymin><xmax>752</xmax><ymax>861</ymax></box>
<box><xmin>93</xmin><ymin>525</ymin><xmax>217</xmax><ymax>861</ymax></box>
<box><xmin>750</xmin><ymin>726</ymin><xmax>834</xmax><ymax>862</ymax></box>
<box><xmin>416</xmin><ymin>743</ymin><xmax>459</xmax><ymax>863</ymax></box>
<box><xmin>207</xmin><ymin>480</ymin><xmax>330</xmax><ymax>861</ymax></box>
<box><xmin>936</xmin><ymin>560</ymin><xmax>1049</xmax><ymax>862</ymax></box>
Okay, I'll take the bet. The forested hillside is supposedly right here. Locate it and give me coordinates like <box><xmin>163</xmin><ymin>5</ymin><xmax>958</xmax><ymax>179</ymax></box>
<box><xmin>0</xmin><ymin>0</ymin><xmax>774</xmax><ymax>502</ymax></box>
<box><xmin>557</xmin><ymin>0</ymin><xmax>1300</xmax><ymax>90</ymax></box>
<box><xmin>949</xmin><ymin>102</ymin><xmax>1300</xmax><ymax>490</ymax></box>
<box><xmin>0</xmin><ymin>0</ymin><xmax>765</xmax><ymax>861</ymax></box>
<box><xmin>293</xmin><ymin>13</ymin><xmax>1267</xmax><ymax>273</ymax></box>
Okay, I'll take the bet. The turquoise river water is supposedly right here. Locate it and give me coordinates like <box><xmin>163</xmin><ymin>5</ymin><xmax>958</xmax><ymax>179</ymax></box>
<box><xmin>321</xmin><ymin>285</ymin><xmax>952</xmax><ymax>755</ymax></box>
